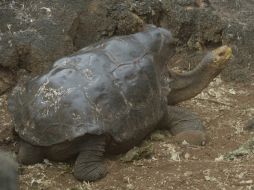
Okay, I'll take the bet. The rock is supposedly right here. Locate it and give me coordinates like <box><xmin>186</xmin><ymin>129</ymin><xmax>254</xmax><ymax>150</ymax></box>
<box><xmin>0</xmin><ymin>0</ymin><xmax>145</xmax><ymax>74</ymax></box>
<box><xmin>224</xmin><ymin>137</ymin><xmax>254</xmax><ymax>160</ymax></box>
<box><xmin>74</xmin><ymin>0</ymin><xmax>144</xmax><ymax>49</ymax></box>
<box><xmin>245</xmin><ymin>118</ymin><xmax>254</xmax><ymax>131</ymax></box>
<box><xmin>161</xmin><ymin>0</ymin><xmax>254</xmax><ymax>82</ymax></box>
<box><xmin>0</xmin><ymin>68</ymin><xmax>15</xmax><ymax>95</ymax></box>
<box><xmin>121</xmin><ymin>143</ymin><xmax>154</xmax><ymax>162</ymax></box>
<box><xmin>0</xmin><ymin>0</ymin><xmax>78</xmax><ymax>73</ymax></box>
<box><xmin>211</xmin><ymin>0</ymin><xmax>254</xmax><ymax>82</ymax></box>
<box><xmin>150</xmin><ymin>130</ymin><xmax>167</xmax><ymax>141</ymax></box>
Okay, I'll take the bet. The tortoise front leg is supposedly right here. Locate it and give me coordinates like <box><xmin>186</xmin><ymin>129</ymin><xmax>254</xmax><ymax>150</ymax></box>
<box><xmin>160</xmin><ymin>106</ymin><xmax>206</xmax><ymax>146</ymax></box>
<box><xmin>18</xmin><ymin>140</ymin><xmax>45</xmax><ymax>165</ymax></box>
<box><xmin>74</xmin><ymin>135</ymin><xmax>107</xmax><ymax>182</ymax></box>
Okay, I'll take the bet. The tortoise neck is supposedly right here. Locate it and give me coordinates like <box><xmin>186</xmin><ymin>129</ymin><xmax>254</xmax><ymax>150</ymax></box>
<box><xmin>167</xmin><ymin>59</ymin><xmax>222</xmax><ymax>105</ymax></box>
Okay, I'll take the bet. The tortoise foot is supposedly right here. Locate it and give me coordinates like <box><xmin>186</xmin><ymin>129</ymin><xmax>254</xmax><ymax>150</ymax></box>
<box><xmin>174</xmin><ymin>130</ymin><xmax>206</xmax><ymax>146</ymax></box>
<box><xmin>74</xmin><ymin>159</ymin><xmax>107</xmax><ymax>182</ymax></box>
<box><xmin>74</xmin><ymin>136</ymin><xmax>107</xmax><ymax>181</ymax></box>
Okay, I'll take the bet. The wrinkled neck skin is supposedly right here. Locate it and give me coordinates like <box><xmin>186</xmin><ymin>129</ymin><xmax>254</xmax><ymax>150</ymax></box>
<box><xmin>167</xmin><ymin>57</ymin><xmax>225</xmax><ymax>105</ymax></box>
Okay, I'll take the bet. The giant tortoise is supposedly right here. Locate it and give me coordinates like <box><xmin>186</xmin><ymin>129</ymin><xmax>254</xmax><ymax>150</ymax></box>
<box><xmin>8</xmin><ymin>25</ymin><xmax>232</xmax><ymax>181</ymax></box>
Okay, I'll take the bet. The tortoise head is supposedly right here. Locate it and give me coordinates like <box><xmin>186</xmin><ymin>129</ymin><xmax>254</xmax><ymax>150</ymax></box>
<box><xmin>167</xmin><ymin>45</ymin><xmax>232</xmax><ymax>105</ymax></box>
<box><xmin>203</xmin><ymin>45</ymin><xmax>232</xmax><ymax>69</ymax></box>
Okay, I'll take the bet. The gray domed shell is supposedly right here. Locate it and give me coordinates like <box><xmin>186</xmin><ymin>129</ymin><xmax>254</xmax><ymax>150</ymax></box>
<box><xmin>8</xmin><ymin>25</ymin><xmax>175</xmax><ymax>146</ymax></box>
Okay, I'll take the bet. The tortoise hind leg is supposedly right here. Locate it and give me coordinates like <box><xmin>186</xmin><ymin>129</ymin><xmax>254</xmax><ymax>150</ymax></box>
<box><xmin>74</xmin><ymin>135</ymin><xmax>107</xmax><ymax>182</ymax></box>
<box><xmin>160</xmin><ymin>106</ymin><xmax>206</xmax><ymax>146</ymax></box>
<box><xmin>18</xmin><ymin>140</ymin><xmax>45</xmax><ymax>165</ymax></box>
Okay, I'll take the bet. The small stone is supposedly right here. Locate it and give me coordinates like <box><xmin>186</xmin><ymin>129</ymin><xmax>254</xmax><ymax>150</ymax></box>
<box><xmin>184</xmin><ymin>171</ymin><xmax>192</xmax><ymax>177</ymax></box>
<box><xmin>236</xmin><ymin>172</ymin><xmax>247</xmax><ymax>179</ymax></box>
<box><xmin>240</xmin><ymin>180</ymin><xmax>253</xmax><ymax>184</ymax></box>
<box><xmin>126</xmin><ymin>184</ymin><xmax>135</xmax><ymax>190</ymax></box>
<box><xmin>121</xmin><ymin>143</ymin><xmax>154</xmax><ymax>162</ymax></box>
<box><xmin>184</xmin><ymin>153</ymin><xmax>190</xmax><ymax>159</ymax></box>
<box><xmin>228</xmin><ymin>88</ymin><xmax>236</xmax><ymax>95</ymax></box>
<box><xmin>121</xmin><ymin>148</ymin><xmax>139</xmax><ymax>162</ymax></box>
<box><xmin>123</xmin><ymin>176</ymin><xmax>130</xmax><ymax>183</ymax></box>
<box><xmin>150</xmin><ymin>131</ymin><xmax>166</xmax><ymax>141</ymax></box>
<box><xmin>245</xmin><ymin>119</ymin><xmax>254</xmax><ymax>131</ymax></box>
<box><xmin>182</xmin><ymin>140</ymin><xmax>189</xmax><ymax>145</ymax></box>
<box><xmin>204</xmin><ymin>176</ymin><xmax>216</xmax><ymax>181</ymax></box>
<box><xmin>214</xmin><ymin>155</ymin><xmax>224</xmax><ymax>161</ymax></box>
<box><xmin>170</xmin><ymin>151</ymin><xmax>181</xmax><ymax>161</ymax></box>
<box><xmin>43</xmin><ymin>159</ymin><xmax>52</xmax><ymax>166</ymax></box>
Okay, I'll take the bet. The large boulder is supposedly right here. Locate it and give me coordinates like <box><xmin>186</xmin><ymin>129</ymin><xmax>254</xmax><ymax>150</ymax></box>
<box><xmin>211</xmin><ymin>0</ymin><xmax>254</xmax><ymax>82</ymax></box>
<box><xmin>0</xmin><ymin>0</ymin><xmax>145</xmax><ymax>72</ymax></box>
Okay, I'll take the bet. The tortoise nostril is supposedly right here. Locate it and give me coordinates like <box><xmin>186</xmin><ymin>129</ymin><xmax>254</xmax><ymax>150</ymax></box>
<box><xmin>218</xmin><ymin>51</ymin><xmax>226</xmax><ymax>57</ymax></box>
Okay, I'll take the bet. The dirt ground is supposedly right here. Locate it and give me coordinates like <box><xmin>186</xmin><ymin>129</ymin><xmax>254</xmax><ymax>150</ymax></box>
<box><xmin>0</xmin><ymin>73</ymin><xmax>254</xmax><ymax>189</ymax></box>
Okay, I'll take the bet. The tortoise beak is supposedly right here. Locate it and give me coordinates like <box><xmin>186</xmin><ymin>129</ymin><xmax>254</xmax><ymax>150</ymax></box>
<box><xmin>210</xmin><ymin>45</ymin><xmax>232</xmax><ymax>68</ymax></box>
<box><xmin>214</xmin><ymin>45</ymin><xmax>232</xmax><ymax>60</ymax></box>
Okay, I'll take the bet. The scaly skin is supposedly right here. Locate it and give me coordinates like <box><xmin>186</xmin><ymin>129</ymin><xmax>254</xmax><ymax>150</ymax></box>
<box><xmin>167</xmin><ymin>45</ymin><xmax>232</xmax><ymax>105</ymax></box>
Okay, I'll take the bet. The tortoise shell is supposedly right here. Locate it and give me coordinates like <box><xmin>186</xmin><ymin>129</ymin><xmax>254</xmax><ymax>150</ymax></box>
<box><xmin>8</xmin><ymin>25</ymin><xmax>175</xmax><ymax>146</ymax></box>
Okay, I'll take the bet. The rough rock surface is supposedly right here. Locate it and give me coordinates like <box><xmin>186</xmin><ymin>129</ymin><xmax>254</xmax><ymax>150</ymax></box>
<box><xmin>210</xmin><ymin>0</ymin><xmax>254</xmax><ymax>82</ymax></box>
<box><xmin>0</xmin><ymin>67</ymin><xmax>15</xmax><ymax>95</ymax></box>
<box><xmin>160</xmin><ymin>0</ymin><xmax>254</xmax><ymax>82</ymax></box>
<box><xmin>0</xmin><ymin>0</ymin><xmax>253</xmax><ymax>92</ymax></box>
